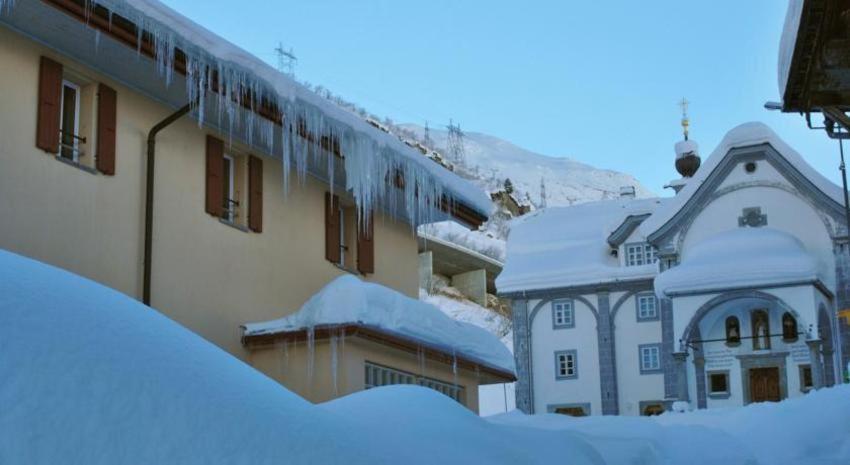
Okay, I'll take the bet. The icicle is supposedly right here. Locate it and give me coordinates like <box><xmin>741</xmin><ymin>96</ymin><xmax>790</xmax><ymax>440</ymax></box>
<box><xmin>94</xmin><ymin>29</ymin><xmax>101</xmax><ymax>52</ymax></box>
<box><xmin>329</xmin><ymin>330</ymin><xmax>339</xmax><ymax>396</ymax></box>
<box><xmin>0</xmin><ymin>0</ymin><xmax>16</xmax><ymax>16</ymax></box>
<box><xmin>306</xmin><ymin>326</ymin><xmax>315</xmax><ymax>386</ymax></box>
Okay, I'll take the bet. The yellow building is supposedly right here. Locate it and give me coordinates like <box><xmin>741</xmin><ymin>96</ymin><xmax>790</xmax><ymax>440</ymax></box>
<box><xmin>0</xmin><ymin>0</ymin><xmax>512</xmax><ymax>411</ymax></box>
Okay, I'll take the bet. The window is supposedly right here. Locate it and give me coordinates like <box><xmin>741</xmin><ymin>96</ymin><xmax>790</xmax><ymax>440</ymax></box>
<box><xmin>222</xmin><ymin>154</ymin><xmax>237</xmax><ymax>222</ymax></box>
<box><xmin>59</xmin><ymin>80</ymin><xmax>82</xmax><ymax>161</ymax></box>
<box><xmin>364</xmin><ymin>362</ymin><xmax>464</xmax><ymax>403</ymax></box>
<box><xmin>625</xmin><ymin>243</ymin><xmax>657</xmax><ymax>267</ymax></box>
<box><xmin>205</xmin><ymin>136</ymin><xmax>263</xmax><ymax>232</ymax></box>
<box><xmin>555</xmin><ymin>350</ymin><xmax>578</xmax><ymax>380</ymax></box>
<box><xmin>636</xmin><ymin>294</ymin><xmax>658</xmax><ymax>321</ymax></box>
<box><xmin>638</xmin><ymin>344</ymin><xmax>662</xmax><ymax>374</ymax></box>
<box><xmin>751</xmin><ymin>310</ymin><xmax>771</xmax><ymax>350</ymax></box>
<box><xmin>552</xmin><ymin>300</ymin><xmax>574</xmax><ymax>329</ymax></box>
<box><xmin>550</xmin><ymin>405</ymin><xmax>589</xmax><ymax>417</ymax></box>
<box><xmin>641</xmin><ymin>402</ymin><xmax>665</xmax><ymax>416</ymax></box>
<box><xmin>707</xmin><ymin>371</ymin><xmax>730</xmax><ymax>398</ymax></box>
<box><xmin>799</xmin><ymin>365</ymin><xmax>813</xmax><ymax>392</ymax></box>
<box><xmin>725</xmin><ymin>316</ymin><xmax>741</xmax><ymax>346</ymax></box>
<box><xmin>782</xmin><ymin>312</ymin><xmax>798</xmax><ymax>342</ymax></box>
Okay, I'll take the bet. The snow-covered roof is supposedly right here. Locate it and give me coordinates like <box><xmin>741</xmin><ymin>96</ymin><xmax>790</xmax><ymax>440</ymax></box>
<box><xmin>243</xmin><ymin>275</ymin><xmax>515</xmax><ymax>376</ymax></box>
<box><xmin>778</xmin><ymin>0</ymin><xmax>805</xmax><ymax>99</ymax></box>
<box><xmin>642</xmin><ymin>122</ymin><xmax>844</xmax><ymax>238</ymax></box>
<box><xmin>496</xmin><ymin>197</ymin><xmax>667</xmax><ymax>294</ymax></box>
<box><xmin>654</xmin><ymin>227</ymin><xmax>822</xmax><ymax>297</ymax></box>
<box><xmin>0</xmin><ymin>0</ymin><xmax>491</xmax><ymax>224</ymax></box>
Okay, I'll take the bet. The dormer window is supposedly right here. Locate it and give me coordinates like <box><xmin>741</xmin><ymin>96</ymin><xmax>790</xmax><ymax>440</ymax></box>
<box><xmin>625</xmin><ymin>242</ymin><xmax>657</xmax><ymax>267</ymax></box>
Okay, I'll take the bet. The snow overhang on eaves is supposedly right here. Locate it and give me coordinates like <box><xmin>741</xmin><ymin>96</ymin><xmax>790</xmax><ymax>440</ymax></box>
<box><xmin>0</xmin><ymin>0</ymin><xmax>490</xmax><ymax>228</ymax></box>
<box><xmin>241</xmin><ymin>323</ymin><xmax>517</xmax><ymax>384</ymax></box>
<box><xmin>606</xmin><ymin>213</ymin><xmax>651</xmax><ymax>248</ymax></box>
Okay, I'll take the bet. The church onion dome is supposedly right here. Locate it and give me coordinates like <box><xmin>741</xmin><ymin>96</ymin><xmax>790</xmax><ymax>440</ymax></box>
<box><xmin>654</xmin><ymin>227</ymin><xmax>821</xmax><ymax>298</ymax></box>
<box><xmin>675</xmin><ymin>139</ymin><xmax>701</xmax><ymax>178</ymax></box>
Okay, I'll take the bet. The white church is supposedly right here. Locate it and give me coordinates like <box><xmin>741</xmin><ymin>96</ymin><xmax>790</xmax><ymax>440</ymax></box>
<box><xmin>497</xmin><ymin>119</ymin><xmax>850</xmax><ymax>416</ymax></box>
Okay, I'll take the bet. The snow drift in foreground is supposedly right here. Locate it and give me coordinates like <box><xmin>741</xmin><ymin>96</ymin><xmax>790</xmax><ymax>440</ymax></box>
<box><xmin>242</xmin><ymin>274</ymin><xmax>514</xmax><ymax>375</ymax></box>
<box><xmin>2</xmin><ymin>249</ymin><xmax>849</xmax><ymax>465</ymax></box>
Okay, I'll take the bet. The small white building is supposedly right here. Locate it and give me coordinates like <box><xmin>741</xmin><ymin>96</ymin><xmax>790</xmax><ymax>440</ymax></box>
<box><xmin>498</xmin><ymin>122</ymin><xmax>849</xmax><ymax>416</ymax></box>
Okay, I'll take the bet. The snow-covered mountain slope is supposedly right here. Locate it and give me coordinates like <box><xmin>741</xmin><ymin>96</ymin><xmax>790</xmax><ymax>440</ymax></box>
<box><xmin>400</xmin><ymin>124</ymin><xmax>654</xmax><ymax>207</ymax></box>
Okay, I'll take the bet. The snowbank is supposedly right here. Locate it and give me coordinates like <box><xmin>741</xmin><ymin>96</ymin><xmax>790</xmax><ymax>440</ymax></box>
<box><xmin>2</xmin><ymin>248</ymin><xmax>848</xmax><ymax>464</ymax></box>
<box><xmin>655</xmin><ymin>227</ymin><xmax>822</xmax><ymax>297</ymax></box>
<box><xmin>642</xmin><ymin>122</ymin><xmax>844</xmax><ymax>237</ymax></box>
<box><xmin>243</xmin><ymin>275</ymin><xmax>515</xmax><ymax>375</ymax></box>
<box><xmin>497</xmin><ymin>197</ymin><xmax>666</xmax><ymax>293</ymax></box>
<box><xmin>492</xmin><ymin>384</ymin><xmax>850</xmax><ymax>465</ymax></box>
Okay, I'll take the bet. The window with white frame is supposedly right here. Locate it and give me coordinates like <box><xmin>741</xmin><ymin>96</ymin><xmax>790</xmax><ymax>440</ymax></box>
<box><xmin>636</xmin><ymin>294</ymin><xmax>658</xmax><ymax>321</ymax></box>
<box><xmin>555</xmin><ymin>350</ymin><xmax>577</xmax><ymax>380</ymax></box>
<box><xmin>639</xmin><ymin>344</ymin><xmax>662</xmax><ymax>373</ymax></box>
<box><xmin>552</xmin><ymin>300</ymin><xmax>574</xmax><ymax>328</ymax></box>
<box><xmin>364</xmin><ymin>362</ymin><xmax>464</xmax><ymax>403</ymax></box>
<box><xmin>59</xmin><ymin>80</ymin><xmax>82</xmax><ymax>162</ymax></box>
<box><xmin>625</xmin><ymin>243</ymin><xmax>658</xmax><ymax>267</ymax></box>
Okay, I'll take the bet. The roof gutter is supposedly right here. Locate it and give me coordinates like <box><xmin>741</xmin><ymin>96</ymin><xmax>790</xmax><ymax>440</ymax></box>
<box><xmin>143</xmin><ymin>103</ymin><xmax>194</xmax><ymax>306</ymax></box>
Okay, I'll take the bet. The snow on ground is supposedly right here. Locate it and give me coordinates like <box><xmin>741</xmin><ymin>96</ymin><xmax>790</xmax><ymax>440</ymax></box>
<box><xmin>243</xmin><ymin>275</ymin><xmax>514</xmax><ymax>375</ymax></box>
<box><xmin>491</xmin><ymin>385</ymin><xmax>850</xmax><ymax>465</ymax></box>
<box><xmin>420</xmin><ymin>288</ymin><xmax>516</xmax><ymax>416</ymax></box>
<box><xmin>3</xmin><ymin>249</ymin><xmax>849</xmax><ymax>465</ymax></box>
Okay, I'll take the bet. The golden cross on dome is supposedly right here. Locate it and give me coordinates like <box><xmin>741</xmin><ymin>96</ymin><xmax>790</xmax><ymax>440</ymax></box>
<box><xmin>679</xmin><ymin>97</ymin><xmax>690</xmax><ymax>140</ymax></box>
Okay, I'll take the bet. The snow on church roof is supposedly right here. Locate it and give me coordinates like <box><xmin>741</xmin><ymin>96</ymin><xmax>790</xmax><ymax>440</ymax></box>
<box><xmin>641</xmin><ymin>122</ymin><xmax>845</xmax><ymax>238</ymax></box>
<box><xmin>242</xmin><ymin>275</ymin><xmax>515</xmax><ymax>376</ymax></box>
<box><xmin>496</xmin><ymin>197</ymin><xmax>667</xmax><ymax>294</ymax></box>
<box><xmin>654</xmin><ymin>227</ymin><xmax>822</xmax><ymax>297</ymax></box>
<box><xmin>4</xmin><ymin>0</ymin><xmax>491</xmax><ymax>222</ymax></box>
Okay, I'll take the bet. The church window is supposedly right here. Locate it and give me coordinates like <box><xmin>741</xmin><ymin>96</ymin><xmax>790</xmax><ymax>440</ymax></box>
<box><xmin>625</xmin><ymin>243</ymin><xmax>658</xmax><ymax>267</ymax></box>
<box><xmin>707</xmin><ymin>371</ymin><xmax>731</xmax><ymax>398</ymax></box>
<box><xmin>555</xmin><ymin>350</ymin><xmax>577</xmax><ymax>380</ymax></box>
<box><xmin>799</xmin><ymin>365</ymin><xmax>813</xmax><ymax>392</ymax></box>
<box><xmin>725</xmin><ymin>316</ymin><xmax>741</xmax><ymax>346</ymax></box>
<box><xmin>782</xmin><ymin>312</ymin><xmax>798</xmax><ymax>342</ymax></box>
<box><xmin>636</xmin><ymin>294</ymin><xmax>658</xmax><ymax>321</ymax></box>
<box><xmin>638</xmin><ymin>344</ymin><xmax>662</xmax><ymax>373</ymax></box>
<box><xmin>552</xmin><ymin>300</ymin><xmax>574</xmax><ymax>329</ymax></box>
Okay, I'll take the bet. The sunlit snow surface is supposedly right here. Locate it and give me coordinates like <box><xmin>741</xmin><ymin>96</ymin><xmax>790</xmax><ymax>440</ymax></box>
<box><xmin>2</xmin><ymin>250</ymin><xmax>849</xmax><ymax>465</ymax></box>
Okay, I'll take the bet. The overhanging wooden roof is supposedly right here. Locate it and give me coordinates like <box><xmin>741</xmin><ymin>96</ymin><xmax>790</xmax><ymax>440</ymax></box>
<box><xmin>782</xmin><ymin>0</ymin><xmax>850</xmax><ymax>113</ymax></box>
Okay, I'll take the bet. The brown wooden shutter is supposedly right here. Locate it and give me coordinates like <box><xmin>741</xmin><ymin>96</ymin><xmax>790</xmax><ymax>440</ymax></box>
<box><xmin>325</xmin><ymin>192</ymin><xmax>341</xmax><ymax>263</ymax></box>
<box><xmin>357</xmin><ymin>211</ymin><xmax>375</xmax><ymax>274</ymax></box>
<box><xmin>36</xmin><ymin>57</ymin><xmax>63</xmax><ymax>153</ymax></box>
<box><xmin>205</xmin><ymin>136</ymin><xmax>224</xmax><ymax>217</ymax></box>
<box><xmin>96</xmin><ymin>83</ymin><xmax>117</xmax><ymax>175</ymax></box>
<box><xmin>248</xmin><ymin>155</ymin><xmax>263</xmax><ymax>233</ymax></box>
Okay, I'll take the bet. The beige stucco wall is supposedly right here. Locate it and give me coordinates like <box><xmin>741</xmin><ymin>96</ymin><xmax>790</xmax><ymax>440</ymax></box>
<box><xmin>247</xmin><ymin>335</ymin><xmax>481</xmax><ymax>412</ymax></box>
<box><xmin>0</xmin><ymin>28</ymin><xmax>419</xmax><ymax>362</ymax></box>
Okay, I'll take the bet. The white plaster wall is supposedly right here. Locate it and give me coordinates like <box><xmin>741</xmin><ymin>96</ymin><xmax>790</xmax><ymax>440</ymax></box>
<box><xmin>531</xmin><ymin>296</ymin><xmax>601</xmax><ymax>414</ymax></box>
<box><xmin>613</xmin><ymin>293</ymin><xmax>665</xmax><ymax>415</ymax></box>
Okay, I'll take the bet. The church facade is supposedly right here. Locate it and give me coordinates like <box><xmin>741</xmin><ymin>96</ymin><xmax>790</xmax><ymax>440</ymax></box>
<box><xmin>498</xmin><ymin>122</ymin><xmax>849</xmax><ymax>415</ymax></box>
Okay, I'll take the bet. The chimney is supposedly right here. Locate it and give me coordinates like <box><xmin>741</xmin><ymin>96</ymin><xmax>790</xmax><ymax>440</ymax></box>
<box><xmin>619</xmin><ymin>185</ymin><xmax>636</xmax><ymax>199</ymax></box>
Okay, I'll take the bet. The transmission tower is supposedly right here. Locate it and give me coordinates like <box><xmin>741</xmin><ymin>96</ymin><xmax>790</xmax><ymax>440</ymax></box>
<box><xmin>539</xmin><ymin>177</ymin><xmax>548</xmax><ymax>208</ymax></box>
<box><xmin>446</xmin><ymin>119</ymin><xmax>466</xmax><ymax>164</ymax></box>
<box><xmin>423</xmin><ymin>121</ymin><xmax>433</xmax><ymax>148</ymax></box>
<box><xmin>274</xmin><ymin>42</ymin><xmax>297</xmax><ymax>77</ymax></box>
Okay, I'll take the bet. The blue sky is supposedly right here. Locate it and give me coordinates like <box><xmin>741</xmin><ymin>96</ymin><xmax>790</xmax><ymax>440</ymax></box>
<box><xmin>161</xmin><ymin>0</ymin><xmax>845</xmax><ymax>195</ymax></box>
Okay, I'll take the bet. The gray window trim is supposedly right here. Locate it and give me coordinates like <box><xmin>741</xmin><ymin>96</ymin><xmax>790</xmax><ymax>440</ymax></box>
<box><xmin>638</xmin><ymin>343</ymin><xmax>663</xmax><ymax>374</ymax></box>
<box><xmin>551</xmin><ymin>299</ymin><xmax>575</xmax><ymax>329</ymax></box>
<box><xmin>624</xmin><ymin>242</ymin><xmax>657</xmax><ymax>267</ymax></box>
<box><xmin>546</xmin><ymin>402</ymin><xmax>591</xmax><ymax>416</ymax></box>
<box><xmin>554</xmin><ymin>350</ymin><xmax>578</xmax><ymax>380</ymax></box>
<box><xmin>635</xmin><ymin>293</ymin><xmax>659</xmax><ymax>322</ymax></box>
<box><xmin>706</xmin><ymin>370</ymin><xmax>731</xmax><ymax>399</ymax></box>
